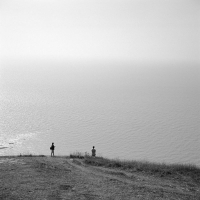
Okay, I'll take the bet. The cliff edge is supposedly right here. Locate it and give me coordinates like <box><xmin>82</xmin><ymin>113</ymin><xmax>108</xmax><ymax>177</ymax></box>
<box><xmin>0</xmin><ymin>156</ymin><xmax>199</xmax><ymax>199</ymax></box>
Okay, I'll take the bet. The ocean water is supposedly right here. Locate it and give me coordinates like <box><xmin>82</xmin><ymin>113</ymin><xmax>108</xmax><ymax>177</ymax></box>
<box><xmin>0</xmin><ymin>62</ymin><xmax>199</xmax><ymax>166</ymax></box>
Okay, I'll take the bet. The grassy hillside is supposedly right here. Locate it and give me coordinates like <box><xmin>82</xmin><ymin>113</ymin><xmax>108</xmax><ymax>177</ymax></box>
<box><xmin>0</xmin><ymin>154</ymin><xmax>199</xmax><ymax>199</ymax></box>
<box><xmin>70</xmin><ymin>152</ymin><xmax>200</xmax><ymax>184</ymax></box>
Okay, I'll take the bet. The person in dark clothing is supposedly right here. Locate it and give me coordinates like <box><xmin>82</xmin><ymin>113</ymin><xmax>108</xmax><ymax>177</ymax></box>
<box><xmin>50</xmin><ymin>143</ymin><xmax>55</xmax><ymax>157</ymax></box>
<box><xmin>92</xmin><ymin>146</ymin><xmax>96</xmax><ymax>157</ymax></box>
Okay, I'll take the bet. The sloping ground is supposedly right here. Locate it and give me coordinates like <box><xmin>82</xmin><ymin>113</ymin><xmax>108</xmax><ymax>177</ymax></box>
<box><xmin>0</xmin><ymin>156</ymin><xmax>199</xmax><ymax>200</ymax></box>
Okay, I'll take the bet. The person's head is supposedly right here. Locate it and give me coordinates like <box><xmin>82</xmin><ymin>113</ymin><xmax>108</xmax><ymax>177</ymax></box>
<box><xmin>52</xmin><ymin>143</ymin><xmax>54</xmax><ymax>145</ymax></box>
<box><xmin>93</xmin><ymin>146</ymin><xmax>95</xmax><ymax>149</ymax></box>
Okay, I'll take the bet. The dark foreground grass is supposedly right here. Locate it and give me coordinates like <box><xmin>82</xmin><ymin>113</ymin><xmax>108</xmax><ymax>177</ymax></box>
<box><xmin>1</xmin><ymin>154</ymin><xmax>199</xmax><ymax>199</ymax></box>
<box><xmin>2</xmin><ymin>152</ymin><xmax>200</xmax><ymax>185</ymax></box>
<box><xmin>0</xmin><ymin>154</ymin><xmax>200</xmax><ymax>200</ymax></box>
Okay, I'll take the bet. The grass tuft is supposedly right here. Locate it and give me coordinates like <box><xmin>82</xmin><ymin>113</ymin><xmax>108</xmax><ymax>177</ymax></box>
<box><xmin>70</xmin><ymin>151</ymin><xmax>85</xmax><ymax>159</ymax></box>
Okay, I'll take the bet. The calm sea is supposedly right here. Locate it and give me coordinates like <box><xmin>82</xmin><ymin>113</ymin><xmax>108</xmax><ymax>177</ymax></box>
<box><xmin>0</xmin><ymin>62</ymin><xmax>199</xmax><ymax>166</ymax></box>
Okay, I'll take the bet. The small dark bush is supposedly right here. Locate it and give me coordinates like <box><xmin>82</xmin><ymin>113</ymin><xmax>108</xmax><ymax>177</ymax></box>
<box><xmin>70</xmin><ymin>152</ymin><xmax>85</xmax><ymax>159</ymax></box>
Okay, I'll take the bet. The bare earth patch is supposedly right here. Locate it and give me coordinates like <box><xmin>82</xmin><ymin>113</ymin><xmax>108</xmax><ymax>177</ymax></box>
<box><xmin>0</xmin><ymin>157</ymin><xmax>199</xmax><ymax>199</ymax></box>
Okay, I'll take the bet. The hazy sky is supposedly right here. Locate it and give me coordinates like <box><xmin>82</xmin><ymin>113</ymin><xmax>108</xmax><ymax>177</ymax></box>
<box><xmin>0</xmin><ymin>0</ymin><xmax>199</xmax><ymax>65</ymax></box>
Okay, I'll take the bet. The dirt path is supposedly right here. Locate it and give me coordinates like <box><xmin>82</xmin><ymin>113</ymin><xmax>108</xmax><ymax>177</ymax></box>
<box><xmin>0</xmin><ymin>157</ymin><xmax>199</xmax><ymax>199</ymax></box>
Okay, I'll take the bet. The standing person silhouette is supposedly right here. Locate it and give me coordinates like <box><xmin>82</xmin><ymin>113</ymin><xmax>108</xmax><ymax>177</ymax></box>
<box><xmin>92</xmin><ymin>146</ymin><xmax>96</xmax><ymax>157</ymax></box>
<box><xmin>50</xmin><ymin>143</ymin><xmax>55</xmax><ymax>157</ymax></box>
